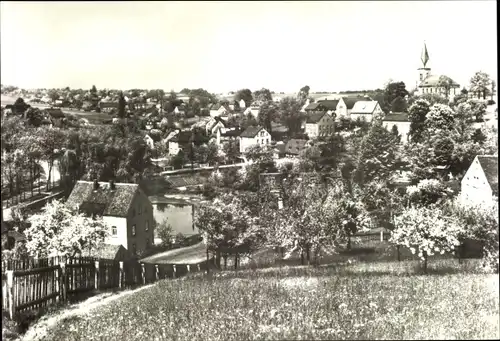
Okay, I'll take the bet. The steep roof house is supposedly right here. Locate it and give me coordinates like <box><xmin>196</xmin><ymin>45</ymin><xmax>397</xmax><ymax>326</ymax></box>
<box><xmin>305</xmin><ymin>112</ymin><xmax>335</xmax><ymax>139</ymax></box>
<box><xmin>350</xmin><ymin>101</ymin><xmax>384</xmax><ymax>122</ymax></box>
<box><xmin>461</xmin><ymin>155</ymin><xmax>498</xmax><ymax>207</ymax></box>
<box><xmin>66</xmin><ymin>180</ymin><xmax>155</xmax><ymax>256</ymax></box>
<box><xmin>239</xmin><ymin>126</ymin><xmax>271</xmax><ymax>153</ymax></box>
<box><xmin>168</xmin><ymin>130</ymin><xmax>193</xmax><ymax>156</ymax></box>
<box><xmin>336</xmin><ymin>96</ymin><xmax>370</xmax><ymax>119</ymax></box>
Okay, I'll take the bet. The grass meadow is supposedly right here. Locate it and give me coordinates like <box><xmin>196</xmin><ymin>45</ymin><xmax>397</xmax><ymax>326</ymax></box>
<box><xmin>35</xmin><ymin>257</ymin><xmax>498</xmax><ymax>341</ymax></box>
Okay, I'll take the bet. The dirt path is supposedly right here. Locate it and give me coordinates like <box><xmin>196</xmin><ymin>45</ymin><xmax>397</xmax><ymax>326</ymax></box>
<box><xmin>18</xmin><ymin>284</ymin><xmax>156</xmax><ymax>341</ymax></box>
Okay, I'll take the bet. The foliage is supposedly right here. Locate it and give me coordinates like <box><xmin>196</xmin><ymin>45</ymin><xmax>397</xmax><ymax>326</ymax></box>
<box><xmin>354</xmin><ymin>121</ymin><xmax>399</xmax><ymax>185</ymax></box>
<box><xmin>383</xmin><ymin>81</ymin><xmax>409</xmax><ymax>112</ymax></box>
<box><xmin>390</xmin><ymin>125</ymin><xmax>401</xmax><ymax>142</ymax></box>
<box><xmin>406</xmin><ymin>179</ymin><xmax>451</xmax><ymax>207</ymax></box>
<box><xmin>391</xmin><ymin>206</ymin><xmax>462</xmax><ymax>272</ymax></box>
<box><xmin>278</xmin><ymin>97</ymin><xmax>304</xmax><ymax>136</ymax></box>
<box><xmin>390</xmin><ymin>96</ymin><xmax>408</xmax><ymax>113</ymax></box>
<box><xmin>298</xmin><ymin>85</ymin><xmax>310</xmax><ymax>104</ymax></box>
<box><xmin>156</xmin><ymin>218</ymin><xmax>174</xmax><ymax>247</ymax></box>
<box><xmin>257</xmin><ymin>101</ymin><xmax>279</xmax><ymax>133</ymax></box>
<box><xmin>253</xmin><ymin>88</ymin><xmax>273</xmax><ymax>103</ymax></box>
<box><xmin>469</xmin><ymin>71</ymin><xmax>492</xmax><ymax>99</ymax></box>
<box><xmin>436</xmin><ymin>75</ymin><xmax>455</xmax><ymax>99</ymax></box>
<box><xmin>417</xmin><ymin>93</ymin><xmax>449</xmax><ymax>106</ymax></box>
<box><xmin>424</xmin><ymin>104</ymin><xmax>455</xmax><ymax>132</ymax></box>
<box><xmin>235</xmin><ymin>89</ymin><xmax>253</xmax><ymax>108</ymax></box>
<box><xmin>24</xmin><ymin>200</ymin><xmax>110</xmax><ymax>258</ymax></box>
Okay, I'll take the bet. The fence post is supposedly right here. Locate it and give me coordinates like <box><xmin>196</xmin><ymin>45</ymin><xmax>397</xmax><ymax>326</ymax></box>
<box><xmin>187</xmin><ymin>264</ymin><xmax>191</xmax><ymax>273</ymax></box>
<box><xmin>54</xmin><ymin>257</ymin><xmax>60</xmax><ymax>303</ymax></box>
<box><xmin>141</xmin><ymin>263</ymin><xmax>146</xmax><ymax>285</ymax></box>
<box><xmin>119</xmin><ymin>262</ymin><xmax>124</xmax><ymax>289</ymax></box>
<box><xmin>94</xmin><ymin>261</ymin><xmax>100</xmax><ymax>290</ymax></box>
<box><xmin>6</xmin><ymin>270</ymin><xmax>15</xmax><ymax>319</ymax></box>
<box><xmin>155</xmin><ymin>265</ymin><xmax>159</xmax><ymax>282</ymax></box>
<box><xmin>380</xmin><ymin>230</ymin><xmax>384</xmax><ymax>242</ymax></box>
<box><xmin>60</xmin><ymin>261</ymin><xmax>67</xmax><ymax>302</ymax></box>
<box><xmin>173</xmin><ymin>265</ymin><xmax>177</xmax><ymax>279</ymax></box>
<box><xmin>197</xmin><ymin>264</ymin><xmax>201</xmax><ymax>272</ymax></box>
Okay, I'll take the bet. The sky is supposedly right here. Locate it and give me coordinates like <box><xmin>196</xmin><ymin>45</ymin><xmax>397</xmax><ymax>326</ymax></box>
<box><xmin>1</xmin><ymin>1</ymin><xmax>497</xmax><ymax>94</ymax></box>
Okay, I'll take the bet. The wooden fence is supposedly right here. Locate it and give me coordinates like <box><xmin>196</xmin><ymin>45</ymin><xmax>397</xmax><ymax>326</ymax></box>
<box><xmin>2</xmin><ymin>256</ymin><xmax>214</xmax><ymax>320</ymax></box>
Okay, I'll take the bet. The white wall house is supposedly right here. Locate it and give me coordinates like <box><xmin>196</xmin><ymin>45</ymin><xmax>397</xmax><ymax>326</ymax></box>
<box><xmin>239</xmin><ymin>126</ymin><xmax>271</xmax><ymax>153</ymax></box>
<box><xmin>305</xmin><ymin>112</ymin><xmax>335</xmax><ymax>139</ymax></box>
<box><xmin>382</xmin><ymin>113</ymin><xmax>411</xmax><ymax>144</ymax></box>
<box><xmin>210</xmin><ymin>104</ymin><xmax>228</xmax><ymax>117</ymax></box>
<box><xmin>350</xmin><ymin>101</ymin><xmax>384</xmax><ymax>123</ymax></box>
<box><xmin>336</xmin><ymin>97</ymin><xmax>369</xmax><ymax>119</ymax></box>
<box><xmin>461</xmin><ymin>155</ymin><xmax>498</xmax><ymax>207</ymax></box>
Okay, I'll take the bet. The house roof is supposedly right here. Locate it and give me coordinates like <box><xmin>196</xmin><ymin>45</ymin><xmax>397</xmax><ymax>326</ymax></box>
<box><xmin>477</xmin><ymin>155</ymin><xmax>498</xmax><ymax>195</ymax></box>
<box><xmin>99</xmin><ymin>101</ymin><xmax>119</xmax><ymax>108</ymax></box>
<box><xmin>306</xmin><ymin>112</ymin><xmax>327</xmax><ymax>124</ymax></box>
<box><xmin>351</xmin><ymin>101</ymin><xmax>379</xmax><ymax>114</ymax></box>
<box><xmin>317</xmin><ymin>100</ymin><xmax>339</xmax><ymax>110</ymax></box>
<box><xmin>419</xmin><ymin>75</ymin><xmax>460</xmax><ymax>88</ymax></box>
<box><xmin>342</xmin><ymin>96</ymin><xmax>369</xmax><ymax>109</ymax></box>
<box><xmin>66</xmin><ymin>181</ymin><xmax>140</xmax><ymax>217</ymax></box>
<box><xmin>383</xmin><ymin>113</ymin><xmax>410</xmax><ymax>122</ymax></box>
<box><xmin>240</xmin><ymin>126</ymin><xmax>265</xmax><ymax>138</ymax></box>
<box><xmin>285</xmin><ymin>139</ymin><xmax>308</xmax><ymax>155</ymax></box>
<box><xmin>220</xmin><ymin>127</ymin><xmax>241</xmax><ymax>137</ymax></box>
<box><xmin>304</xmin><ymin>103</ymin><xmax>322</xmax><ymax>111</ymax></box>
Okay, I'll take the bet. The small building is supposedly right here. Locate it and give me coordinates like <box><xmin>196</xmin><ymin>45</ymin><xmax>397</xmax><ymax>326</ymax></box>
<box><xmin>66</xmin><ymin>180</ymin><xmax>155</xmax><ymax>256</ymax></box>
<box><xmin>336</xmin><ymin>96</ymin><xmax>370</xmax><ymax>119</ymax></box>
<box><xmin>305</xmin><ymin>112</ymin><xmax>335</xmax><ymax>139</ymax></box>
<box><xmin>285</xmin><ymin>139</ymin><xmax>309</xmax><ymax>157</ymax></box>
<box><xmin>350</xmin><ymin>101</ymin><xmax>384</xmax><ymax>123</ymax></box>
<box><xmin>239</xmin><ymin>126</ymin><xmax>271</xmax><ymax>153</ymax></box>
<box><xmin>461</xmin><ymin>155</ymin><xmax>498</xmax><ymax>207</ymax></box>
<box><xmin>209</xmin><ymin>103</ymin><xmax>229</xmax><ymax>118</ymax></box>
<box><xmin>382</xmin><ymin>112</ymin><xmax>411</xmax><ymax>144</ymax></box>
<box><xmin>99</xmin><ymin>101</ymin><xmax>119</xmax><ymax>113</ymax></box>
<box><xmin>215</xmin><ymin>127</ymin><xmax>241</xmax><ymax>145</ymax></box>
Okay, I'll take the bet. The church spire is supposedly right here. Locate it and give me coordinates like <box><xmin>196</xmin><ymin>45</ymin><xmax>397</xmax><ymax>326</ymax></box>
<box><xmin>421</xmin><ymin>42</ymin><xmax>429</xmax><ymax>68</ymax></box>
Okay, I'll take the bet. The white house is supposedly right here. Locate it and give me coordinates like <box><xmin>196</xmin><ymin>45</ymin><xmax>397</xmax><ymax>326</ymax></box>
<box><xmin>349</xmin><ymin>101</ymin><xmax>384</xmax><ymax>123</ymax></box>
<box><xmin>239</xmin><ymin>126</ymin><xmax>271</xmax><ymax>153</ymax></box>
<box><xmin>239</xmin><ymin>99</ymin><xmax>246</xmax><ymax>109</ymax></box>
<box><xmin>243</xmin><ymin>104</ymin><xmax>261</xmax><ymax>119</ymax></box>
<box><xmin>461</xmin><ymin>155</ymin><xmax>498</xmax><ymax>207</ymax></box>
<box><xmin>382</xmin><ymin>113</ymin><xmax>411</xmax><ymax>144</ymax></box>
<box><xmin>66</xmin><ymin>181</ymin><xmax>155</xmax><ymax>256</ymax></box>
<box><xmin>305</xmin><ymin>112</ymin><xmax>335</xmax><ymax>139</ymax></box>
<box><xmin>210</xmin><ymin>103</ymin><xmax>229</xmax><ymax>117</ymax></box>
<box><xmin>336</xmin><ymin>96</ymin><xmax>370</xmax><ymax>119</ymax></box>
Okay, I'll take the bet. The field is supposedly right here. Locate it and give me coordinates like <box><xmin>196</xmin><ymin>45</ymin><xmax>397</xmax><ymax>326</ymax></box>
<box><xmin>21</xmin><ymin>257</ymin><xmax>498</xmax><ymax>341</ymax></box>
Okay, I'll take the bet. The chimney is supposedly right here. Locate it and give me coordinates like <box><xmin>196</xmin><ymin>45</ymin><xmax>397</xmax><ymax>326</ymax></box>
<box><xmin>93</xmin><ymin>179</ymin><xmax>99</xmax><ymax>190</ymax></box>
<box><xmin>109</xmin><ymin>180</ymin><xmax>116</xmax><ymax>190</ymax></box>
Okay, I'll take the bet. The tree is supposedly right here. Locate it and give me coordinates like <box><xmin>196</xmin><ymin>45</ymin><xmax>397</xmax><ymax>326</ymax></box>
<box><xmin>222</xmin><ymin>140</ymin><xmax>240</xmax><ymax>164</ymax></box>
<box><xmin>354</xmin><ymin>121</ymin><xmax>399</xmax><ymax>185</ymax></box>
<box><xmin>35</xmin><ymin>127</ymin><xmax>67</xmax><ymax>190</ymax></box>
<box><xmin>469</xmin><ymin>71</ymin><xmax>491</xmax><ymax>100</ymax></box>
<box><xmin>491</xmin><ymin>80</ymin><xmax>496</xmax><ymax>101</ymax></box>
<box><xmin>391</xmin><ymin>206</ymin><xmax>462</xmax><ymax>273</ymax></box>
<box><xmin>253</xmin><ymin>88</ymin><xmax>273</xmax><ymax>103</ymax></box>
<box><xmin>257</xmin><ymin>101</ymin><xmax>278</xmax><ymax>133</ymax></box>
<box><xmin>468</xmin><ymin>100</ymin><xmax>487</xmax><ymax>122</ymax></box>
<box><xmin>471</xmin><ymin>128</ymin><xmax>487</xmax><ymax>145</ymax></box>
<box><xmin>48</xmin><ymin>90</ymin><xmax>60</xmax><ymax>103</ymax></box>
<box><xmin>298</xmin><ymin>85</ymin><xmax>310</xmax><ymax>104</ymax></box>
<box><xmin>235</xmin><ymin>89</ymin><xmax>253</xmax><ymax>107</ymax></box>
<box><xmin>383</xmin><ymin>82</ymin><xmax>409</xmax><ymax>112</ymax></box>
<box><xmin>157</xmin><ymin>218</ymin><xmax>174</xmax><ymax>247</ymax></box>
<box><xmin>24</xmin><ymin>200</ymin><xmax>110</xmax><ymax>258</ymax></box>
<box><xmin>406</xmin><ymin>179</ymin><xmax>451</xmax><ymax>208</ymax></box>
<box><xmin>436</xmin><ymin>75</ymin><xmax>455</xmax><ymax>99</ymax></box>
<box><xmin>118</xmin><ymin>91</ymin><xmax>127</xmax><ymax>118</ymax></box>
<box><xmin>391</xmin><ymin>124</ymin><xmax>401</xmax><ymax>142</ymax></box>
<box><xmin>424</xmin><ymin>104</ymin><xmax>455</xmax><ymax>132</ymax></box>
<box><xmin>278</xmin><ymin>97</ymin><xmax>304</xmax><ymax>136</ymax></box>
<box><xmin>171</xmin><ymin>150</ymin><xmax>185</xmax><ymax>169</ymax></box>
<box><xmin>90</xmin><ymin>85</ymin><xmax>97</xmax><ymax>94</ymax></box>
<box><xmin>418</xmin><ymin>93</ymin><xmax>449</xmax><ymax>106</ymax></box>
<box><xmin>390</xmin><ymin>96</ymin><xmax>408</xmax><ymax>113</ymax></box>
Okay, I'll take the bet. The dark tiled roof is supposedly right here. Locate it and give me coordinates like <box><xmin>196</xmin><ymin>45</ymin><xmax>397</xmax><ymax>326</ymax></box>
<box><xmin>317</xmin><ymin>100</ymin><xmax>339</xmax><ymax>110</ymax></box>
<box><xmin>306</xmin><ymin>112</ymin><xmax>326</xmax><ymax>124</ymax></box>
<box><xmin>220</xmin><ymin>128</ymin><xmax>241</xmax><ymax>137</ymax></box>
<box><xmin>342</xmin><ymin>96</ymin><xmax>368</xmax><ymax>109</ymax></box>
<box><xmin>383</xmin><ymin>113</ymin><xmax>410</xmax><ymax>122</ymax></box>
<box><xmin>285</xmin><ymin>139</ymin><xmax>308</xmax><ymax>155</ymax></box>
<box><xmin>477</xmin><ymin>156</ymin><xmax>498</xmax><ymax>195</ymax></box>
<box><xmin>240</xmin><ymin>126</ymin><xmax>265</xmax><ymax>138</ymax></box>
<box><xmin>304</xmin><ymin>103</ymin><xmax>321</xmax><ymax>111</ymax></box>
<box><xmin>99</xmin><ymin>101</ymin><xmax>119</xmax><ymax>109</ymax></box>
<box><xmin>66</xmin><ymin>181</ymin><xmax>140</xmax><ymax>217</ymax></box>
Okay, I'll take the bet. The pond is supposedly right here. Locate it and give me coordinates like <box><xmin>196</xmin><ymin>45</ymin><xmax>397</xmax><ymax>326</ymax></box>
<box><xmin>150</xmin><ymin>196</ymin><xmax>199</xmax><ymax>238</ymax></box>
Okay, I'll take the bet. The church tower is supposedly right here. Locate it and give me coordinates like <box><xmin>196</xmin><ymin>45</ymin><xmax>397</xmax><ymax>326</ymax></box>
<box><xmin>417</xmin><ymin>42</ymin><xmax>431</xmax><ymax>87</ymax></box>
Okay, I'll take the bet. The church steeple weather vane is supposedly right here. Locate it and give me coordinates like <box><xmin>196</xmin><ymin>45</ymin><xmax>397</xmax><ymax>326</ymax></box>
<box><xmin>421</xmin><ymin>41</ymin><xmax>429</xmax><ymax>68</ymax></box>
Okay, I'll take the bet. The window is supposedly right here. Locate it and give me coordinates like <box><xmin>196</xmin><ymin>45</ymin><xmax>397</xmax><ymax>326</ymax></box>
<box><xmin>132</xmin><ymin>224</ymin><xmax>136</xmax><ymax>236</ymax></box>
<box><xmin>145</xmin><ymin>220</ymin><xmax>149</xmax><ymax>231</ymax></box>
<box><xmin>111</xmin><ymin>226</ymin><xmax>117</xmax><ymax>236</ymax></box>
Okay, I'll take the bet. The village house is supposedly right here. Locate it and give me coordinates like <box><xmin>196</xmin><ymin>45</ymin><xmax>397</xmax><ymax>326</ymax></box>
<box><xmin>239</xmin><ymin>99</ymin><xmax>246</xmax><ymax>109</ymax></box>
<box><xmin>415</xmin><ymin>43</ymin><xmax>460</xmax><ymax>101</ymax></box>
<box><xmin>209</xmin><ymin>103</ymin><xmax>229</xmax><ymax>117</ymax></box>
<box><xmin>305</xmin><ymin>112</ymin><xmax>335</xmax><ymax>139</ymax></box>
<box><xmin>350</xmin><ymin>101</ymin><xmax>384</xmax><ymax>123</ymax></box>
<box><xmin>168</xmin><ymin>130</ymin><xmax>193</xmax><ymax>156</ymax></box>
<box><xmin>461</xmin><ymin>155</ymin><xmax>498</xmax><ymax>207</ymax></box>
<box><xmin>336</xmin><ymin>96</ymin><xmax>370</xmax><ymax>119</ymax></box>
<box><xmin>243</xmin><ymin>103</ymin><xmax>262</xmax><ymax>119</ymax></box>
<box><xmin>99</xmin><ymin>101</ymin><xmax>119</xmax><ymax>113</ymax></box>
<box><xmin>215</xmin><ymin>127</ymin><xmax>241</xmax><ymax>145</ymax></box>
<box><xmin>206</xmin><ymin>116</ymin><xmax>226</xmax><ymax>136</ymax></box>
<box><xmin>43</xmin><ymin>108</ymin><xmax>65</xmax><ymax>127</ymax></box>
<box><xmin>239</xmin><ymin>126</ymin><xmax>271</xmax><ymax>153</ymax></box>
<box><xmin>66</xmin><ymin>180</ymin><xmax>155</xmax><ymax>256</ymax></box>
<box><xmin>285</xmin><ymin>139</ymin><xmax>309</xmax><ymax>157</ymax></box>
<box><xmin>382</xmin><ymin>112</ymin><xmax>411</xmax><ymax>144</ymax></box>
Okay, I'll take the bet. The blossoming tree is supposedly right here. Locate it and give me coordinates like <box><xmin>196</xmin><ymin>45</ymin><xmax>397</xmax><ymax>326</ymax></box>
<box><xmin>391</xmin><ymin>206</ymin><xmax>462</xmax><ymax>273</ymax></box>
<box><xmin>24</xmin><ymin>200</ymin><xmax>110</xmax><ymax>258</ymax></box>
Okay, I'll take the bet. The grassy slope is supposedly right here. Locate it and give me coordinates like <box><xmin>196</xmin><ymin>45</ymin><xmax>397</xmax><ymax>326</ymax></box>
<box><xmin>33</xmin><ymin>259</ymin><xmax>499</xmax><ymax>341</ymax></box>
